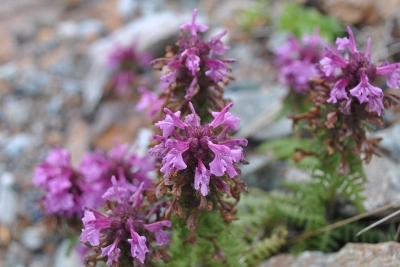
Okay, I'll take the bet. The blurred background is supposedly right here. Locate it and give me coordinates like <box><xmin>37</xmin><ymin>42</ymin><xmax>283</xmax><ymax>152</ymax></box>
<box><xmin>1</xmin><ymin>0</ymin><xmax>400</xmax><ymax>266</ymax></box>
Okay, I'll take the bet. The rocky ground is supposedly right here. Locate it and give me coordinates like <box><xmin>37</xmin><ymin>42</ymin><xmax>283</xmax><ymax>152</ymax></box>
<box><xmin>1</xmin><ymin>0</ymin><xmax>400</xmax><ymax>266</ymax></box>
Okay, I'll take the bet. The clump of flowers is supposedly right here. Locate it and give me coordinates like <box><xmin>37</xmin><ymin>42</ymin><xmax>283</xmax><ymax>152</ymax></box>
<box><xmin>79</xmin><ymin>143</ymin><xmax>155</xmax><ymax>199</ymax></box>
<box><xmin>33</xmin><ymin>147</ymin><xmax>101</xmax><ymax>219</ymax></box>
<box><xmin>136</xmin><ymin>86</ymin><xmax>164</xmax><ymax>119</ymax></box>
<box><xmin>107</xmin><ymin>43</ymin><xmax>152</xmax><ymax>96</ymax></box>
<box><xmin>150</xmin><ymin>102</ymin><xmax>247</xmax><ymax>239</ymax></box>
<box><xmin>275</xmin><ymin>29</ymin><xmax>327</xmax><ymax>93</ymax></box>
<box><xmin>291</xmin><ymin>26</ymin><xmax>399</xmax><ymax>173</ymax></box>
<box><xmin>151</xmin><ymin>8</ymin><xmax>234</xmax><ymax>118</ymax></box>
<box><xmin>81</xmin><ymin>177</ymin><xmax>170</xmax><ymax>266</ymax></box>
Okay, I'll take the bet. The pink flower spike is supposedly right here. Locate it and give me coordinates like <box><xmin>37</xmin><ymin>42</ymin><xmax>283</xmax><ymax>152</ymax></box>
<box><xmin>208</xmin><ymin>141</ymin><xmax>239</xmax><ymax>178</ymax></box>
<box><xmin>163</xmin><ymin>108</ymin><xmax>187</xmax><ymax>129</ymax></box>
<box><xmin>205</xmin><ymin>59</ymin><xmax>227</xmax><ymax>83</ymax></box>
<box><xmin>346</xmin><ymin>26</ymin><xmax>358</xmax><ymax>53</ymax></box>
<box><xmin>184</xmin><ymin>77</ymin><xmax>199</xmax><ymax>100</ymax></box>
<box><xmin>81</xmin><ymin>209</ymin><xmax>112</xmax><ymax>246</ymax></box>
<box><xmin>211</xmin><ymin>110</ymin><xmax>240</xmax><ymax>130</ymax></box>
<box><xmin>320</xmin><ymin>54</ymin><xmax>347</xmax><ymax>76</ymax></box>
<box><xmin>208</xmin><ymin>30</ymin><xmax>230</xmax><ymax>55</ymax></box>
<box><xmin>376</xmin><ymin>63</ymin><xmax>400</xmax><ymax>89</ymax></box>
<box><xmin>181</xmin><ymin>48</ymin><xmax>200</xmax><ymax>76</ymax></box>
<box><xmin>327</xmin><ymin>79</ymin><xmax>350</xmax><ymax>103</ymax></box>
<box><xmin>144</xmin><ymin>220</ymin><xmax>171</xmax><ymax>246</ymax></box>
<box><xmin>194</xmin><ymin>159</ymin><xmax>211</xmax><ymax>196</ymax></box>
<box><xmin>335</xmin><ymin>37</ymin><xmax>350</xmax><ymax>51</ymax></box>
<box><xmin>210</xmin><ymin>102</ymin><xmax>234</xmax><ymax>128</ymax></box>
<box><xmin>180</xmin><ymin>8</ymin><xmax>209</xmax><ymax>36</ymax></box>
<box><xmin>219</xmin><ymin>138</ymin><xmax>248</xmax><ymax>148</ymax></box>
<box><xmin>185</xmin><ymin>102</ymin><xmax>200</xmax><ymax>126</ymax></box>
<box><xmin>160</xmin><ymin>145</ymin><xmax>189</xmax><ymax>179</ymax></box>
<box><xmin>155</xmin><ymin>110</ymin><xmax>183</xmax><ymax>137</ymax></box>
<box><xmin>350</xmin><ymin>73</ymin><xmax>383</xmax><ymax>105</ymax></box>
<box><xmin>101</xmin><ymin>237</ymin><xmax>121</xmax><ymax>266</ymax></box>
<box><xmin>128</xmin><ymin>226</ymin><xmax>149</xmax><ymax>264</ymax></box>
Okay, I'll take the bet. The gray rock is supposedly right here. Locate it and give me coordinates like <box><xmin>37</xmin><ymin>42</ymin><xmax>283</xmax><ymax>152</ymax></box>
<box><xmin>46</xmin><ymin>95</ymin><xmax>64</xmax><ymax>115</ymax></box>
<box><xmin>14</xmin><ymin>68</ymin><xmax>49</xmax><ymax>96</ymax></box>
<box><xmin>260</xmin><ymin>242</ymin><xmax>400</xmax><ymax>267</ymax></box>
<box><xmin>373</xmin><ymin>123</ymin><xmax>400</xmax><ymax>162</ymax></box>
<box><xmin>54</xmin><ymin>240</ymin><xmax>82</xmax><ymax>267</ymax></box>
<box><xmin>56</xmin><ymin>21</ymin><xmax>79</xmax><ymax>41</ymax></box>
<box><xmin>241</xmin><ymin>153</ymin><xmax>286</xmax><ymax>190</ymax></box>
<box><xmin>20</xmin><ymin>225</ymin><xmax>45</xmax><ymax>251</ymax></box>
<box><xmin>253</xmin><ymin>116</ymin><xmax>293</xmax><ymax>140</ymax></box>
<box><xmin>0</xmin><ymin>172</ymin><xmax>18</xmax><ymax>226</ymax></box>
<box><xmin>362</xmin><ymin>155</ymin><xmax>400</xmax><ymax>211</ymax></box>
<box><xmin>77</xmin><ymin>19</ymin><xmax>105</xmax><ymax>40</ymax></box>
<box><xmin>3</xmin><ymin>133</ymin><xmax>40</xmax><ymax>158</ymax></box>
<box><xmin>225</xmin><ymin>84</ymin><xmax>287</xmax><ymax>139</ymax></box>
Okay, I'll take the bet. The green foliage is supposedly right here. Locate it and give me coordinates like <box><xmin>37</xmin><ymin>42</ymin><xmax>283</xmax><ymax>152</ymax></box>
<box><xmin>278</xmin><ymin>3</ymin><xmax>342</xmax><ymax>42</ymax></box>
<box><xmin>159</xmin><ymin>211</ymin><xmax>245</xmax><ymax>267</ymax></box>
<box><xmin>258</xmin><ymin>137</ymin><xmax>314</xmax><ymax>160</ymax></box>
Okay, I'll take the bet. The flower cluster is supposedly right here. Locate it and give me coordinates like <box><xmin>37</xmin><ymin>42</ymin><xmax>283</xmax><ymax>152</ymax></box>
<box><xmin>80</xmin><ymin>143</ymin><xmax>155</xmax><ymax>196</ymax></box>
<box><xmin>33</xmin><ymin>144</ymin><xmax>155</xmax><ymax>218</ymax></box>
<box><xmin>320</xmin><ymin>26</ymin><xmax>400</xmax><ymax>116</ymax></box>
<box><xmin>150</xmin><ymin>102</ymin><xmax>247</xmax><ymax>226</ymax></box>
<box><xmin>33</xmin><ymin>148</ymin><xmax>99</xmax><ymax>218</ymax></box>
<box><xmin>81</xmin><ymin>177</ymin><xmax>170</xmax><ymax>266</ymax></box>
<box><xmin>275</xmin><ymin>29</ymin><xmax>327</xmax><ymax>93</ymax></box>
<box><xmin>152</xmin><ymin>8</ymin><xmax>234</xmax><ymax>116</ymax></box>
<box><xmin>136</xmin><ymin>86</ymin><xmax>164</xmax><ymax>119</ymax></box>
<box><xmin>107</xmin><ymin>43</ymin><xmax>152</xmax><ymax>96</ymax></box>
<box><xmin>291</xmin><ymin>26</ymin><xmax>399</xmax><ymax>173</ymax></box>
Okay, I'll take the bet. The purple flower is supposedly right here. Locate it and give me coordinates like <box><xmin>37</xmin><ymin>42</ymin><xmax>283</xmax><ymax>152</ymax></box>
<box><xmin>144</xmin><ymin>220</ymin><xmax>172</xmax><ymax>246</ymax></box>
<box><xmin>275</xmin><ymin>29</ymin><xmax>327</xmax><ymax>93</ymax></box>
<box><xmin>376</xmin><ymin>63</ymin><xmax>400</xmax><ymax>89</ymax></box>
<box><xmin>327</xmin><ymin>79</ymin><xmax>350</xmax><ymax>103</ymax></box>
<box><xmin>151</xmin><ymin>102</ymin><xmax>247</xmax><ymax>196</ymax></box>
<box><xmin>79</xmin><ymin>143</ymin><xmax>155</xmax><ymax>196</ymax></box>
<box><xmin>80</xmin><ymin>178</ymin><xmax>170</xmax><ymax>266</ymax></box>
<box><xmin>33</xmin><ymin>148</ymin><xmax>94</xmax><ymax>217</ymax></box>
<box><xmin>205</xmin><ymin>59</ymin><xmax>228</xmax><ymax>83</ymax></box>
<box><xmin>107</xmin><ymin>42</ymin><xmax>152</xmax><ymax>95</ymax></box>
<box><xmin>136</xmin><ymin>86</ymin><xmax>164</xmax><ymax>118</ymax></box>
<box><xmin>101</xmin><ymin>238</ymin><xmax>121</xmax><ymax>266</ymax></box>
<box><xmin>319</xmin><ymin>26</ymin><xmax>399</xmax><ymax>115</ymax></box>
<box><xmin>349</xmin><ymin>73</ymin><xmax>384</xmax><ymax>115</ymax></box>
<box><xmin>180</xmin><ymin>8</ymin><xmax>208</xmax><ymax>36</ymax></box>
<box><xmin>181</xmin><ymin>48</ymin><xmax>200</xmax><ymax>76</ymax></box>
<box><xmin>156</xmin><ymin>9</ymin><xmax>233</xmax><ymax>100</ymax></box>
<box><xmin>81</xmin><ymin>208</ymin><xmax>112</xmax><ymax>246</ymax></box>
<box><xmin>208</xmin><ymin>30</ymin><xmax>230</xmax><ymax>55</ymax></box>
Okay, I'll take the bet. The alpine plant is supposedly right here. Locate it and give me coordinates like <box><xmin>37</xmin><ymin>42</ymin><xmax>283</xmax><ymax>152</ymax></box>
<box><xmin>151</xmin><ymin>8</ymin><xmax>234</xmax><ymax>119</ymax></box>
<box><xmin>291</xmin><ymin>26</ymin><xmax>399</xmax><ymax>173</ymax></box>
<box><xmin>81</xmin><ymin>176</ymin><xmax>171</xmax><ymax>267</ymax></box>
<box><xmin>150</xmin><ymin>102</ymin><xmax>247</xmax><ymax>237</ymax></box>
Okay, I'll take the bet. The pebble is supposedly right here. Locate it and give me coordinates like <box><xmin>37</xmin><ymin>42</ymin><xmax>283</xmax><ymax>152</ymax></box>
<box><xmin>54</xmin><ymin>240</ymin><xmax>82</xmax><ymax>267</ymax></box>
<box><xmin>77</xmin><ymin>19</ymin><xmax>105</xmax><ymax>40</ymax></box>
<box><xmin>373</xmin><ymin>123</ymin><xmax>400</xmax><ymax>162</ymax></box>
<box><xmin>0</xmin><ymin>172</ymin><xmax>17</xmax><ymax>226</ymax></box>
<box><xmin>3</xmin><ymin>97</ymin><xmax>32</xmax><ymax>126</ymax></box>
<box><xmin>20</xmin><ymin>226</ymin><xmax>45</xmax><ymax>251</ymax></box>
<box><xmin>3</xmin><ymin>133</ymin><xmax>40</xmax><ymax>158</ymax></box>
